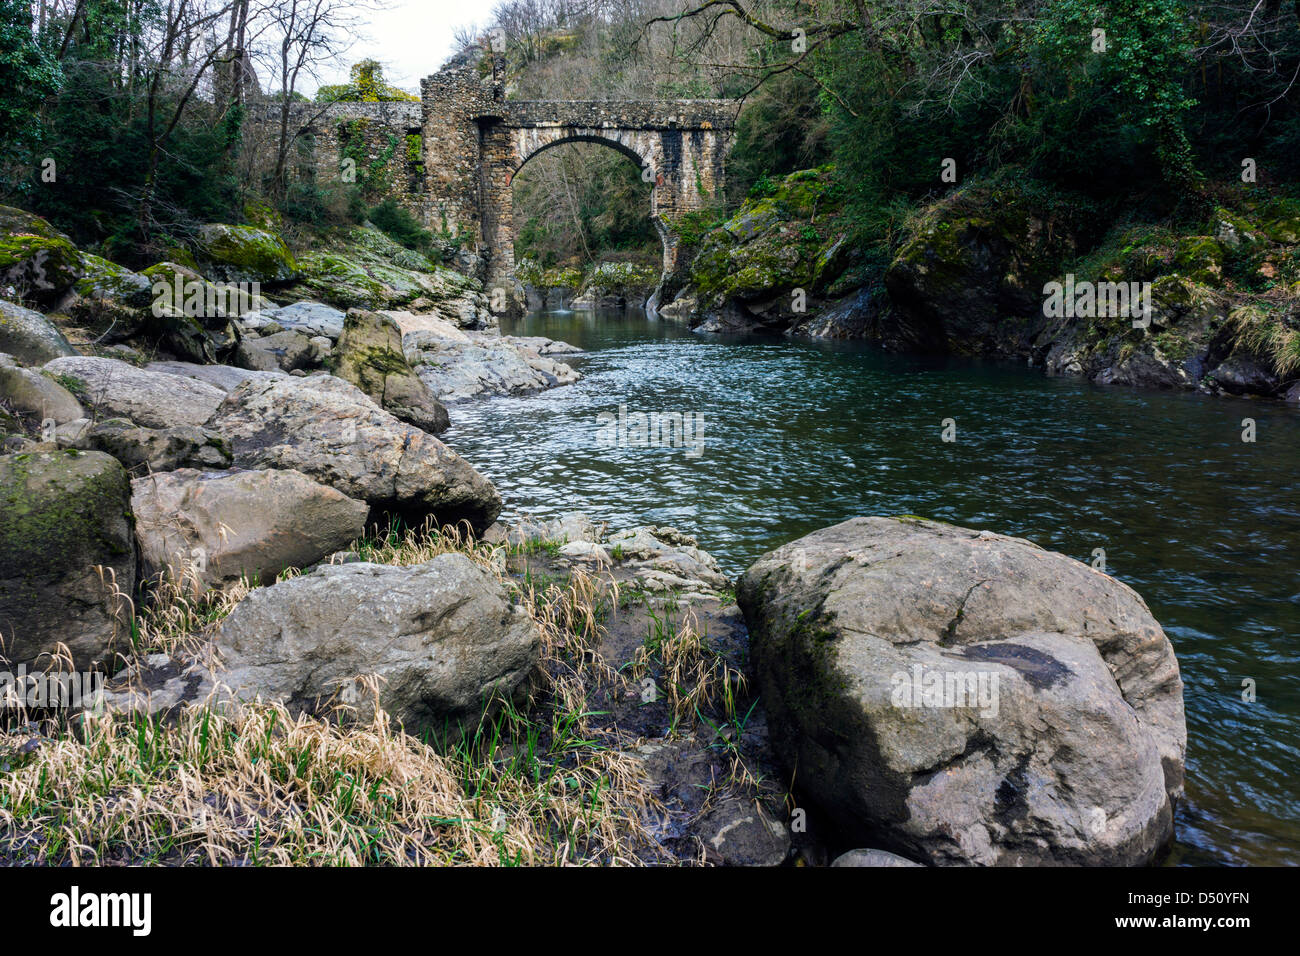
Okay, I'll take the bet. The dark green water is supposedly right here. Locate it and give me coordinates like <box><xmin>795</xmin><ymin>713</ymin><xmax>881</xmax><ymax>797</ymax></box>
<box><xmin>445</xmin><ymin>308</ymin><xmax>1300</xmax><ymax>867</ymax></box>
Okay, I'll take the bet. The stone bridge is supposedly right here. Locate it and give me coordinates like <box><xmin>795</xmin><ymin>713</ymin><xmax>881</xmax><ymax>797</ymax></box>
<box><xmin>423</xmin><ymin>58</ymin><xmax>736</xmax><ymax>303</ymax></box>
<box><xmin>276</xmin><ymin>56</ymin><xmax>736</xmax><ymax>306</ymax></box>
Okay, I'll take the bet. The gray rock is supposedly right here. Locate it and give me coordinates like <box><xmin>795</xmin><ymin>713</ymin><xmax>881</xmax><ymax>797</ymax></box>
<box><xmin>132</xmin><ymin>468</ymin><xmax>368</xmax><ymax>589</ymax></box>
<box><xmin>486</xmin><ymin>512</ymin><xmax>600</xmax><ymax>547</ymax></box>
<box><xmin>80</xmin><ymin>420</ymin><xmax>232</xmax><ymax>474</ymax></box>
<box><xmin>698</xmin><ymin>798</ymin><xmax>791</xmax><ymax>867</ymax></box>
<box><xmin>738</xmin><ymin>516</ymin><xmax>1187</xmax><ymax>867</ymax></box>
<box><xmin>335</xmin><ymin>309</ymin><xmax>449</xmax><ymax>433</ymax></box>
<box><xmin>146</xmin><ymin>361</ymin><xmax>285</xmax><ymax>393</ymax></box>
<box><xmin>0</xmin><ymin>450</ymin><xmax>134</xmax><ymax>668</ymax></box>
<box><xmin>238</xmin><ymin>301</ymin><xmax>345</xmax><ymax>340</ymax></box>
<box><xmin>43</xmin><ymin>356</ymin><xmax>224</xmax><ymax>428</ymax></box>
<box><xmin>0</xmin><ymin>299</ymin><xmax>77</xmax><ymax>366</ymax></box>
<box><xmin>211</xmin><ymin>555</ymin><xmax>539</xmax><ymax>730</ymax></box>
<box><xmin>832</xmin><ymin>849</ymin><xmax>923</xmax><ymax>867</ymax></box>
<box><xmin>409</xmin><ymin>334</ymin><xmax>580</xmax><ymax>402</ymax></box>
<box><xmin>236</xmin><ymin>329</ymin><xmax>318</xmax><ymax>373</ymax></box>
<box><xmin>0</xmin><ymin>365</ymin><xmax>84</xmax><ymax>425</ymax></box>
<box><xmin>607</xmin><ymin>526</ymin><xmax>730</xmax><ymax>593</ymax></box>
<box><xmin>208</xmin><ymin>374</ymin><xmax>501</xmax><ymax>532</ymax></box>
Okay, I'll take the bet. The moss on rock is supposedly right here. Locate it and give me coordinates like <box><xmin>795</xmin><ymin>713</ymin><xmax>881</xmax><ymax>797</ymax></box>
<box><xmin>0</xmin><ymin>448</ymin><xmax>135</xmax><ymax>667</ymax></box>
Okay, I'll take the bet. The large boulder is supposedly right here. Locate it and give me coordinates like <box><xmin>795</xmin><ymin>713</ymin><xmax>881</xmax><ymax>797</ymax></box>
<box><xmin>682</xmin><ymin>168</ymin><xmax>851</xmax><ymax>333</ymax></box>
<box><xmin>43</xmin><ymin>356</ymin><xmax>225</xmax><ymax>428</ymax></box>
<box><xmin>56</xmin><ymin>253</ymin><xmax>153</xmax><ymax>342</ymax></box>
<box><xmin>211</xmin><ymin>555</ymin><xmax>540</xmax><ymax>730</ymax></box>
<box><xmin>138</xmin><ymin>262</ymin><xmax>255</xmax><ymax>363</ymax></box>
<box><xmin>0</xmin><ymin>299</ymin><xmax>77</xmax><ymax>365</ymax></box>
<box><xmin>76</xmin><ymin>419</ymin><xmax>231</xmax><ymax>475</ymax></box>
<box><xmin>0</xmin><ymin>206</ymin><xmax>84</xmax><ymax>303</ymax></box>
<box><xmin>208</xmin><ymin>374</ymin><xmax>501</xmax><ymax>531</ymax></box>
<box><xmin>738</xmin><ymin>516</ymin><xmax>1186</xmax><ymax>867</ymax></box>
<box><xmin>195</xmin><ymin>224</ymin><xmax>298</xmax><ymax>284</ymax></box>
<box><xmin>335</xmin><ymin>308</ymin><xmax>449</xmax><ymax>433</ymax></box>
<box><xmin>132</xmin><ymin>468</ymin><xmax>368</xmax><ymax>589</ymax></box>
<box><xmin>883</xmin><ymin>183</ymin><xmax>1096</xmax><ymax>355</ymax></box>
<box><xmin>0</xmin><ymin>450</ymin><xmax>135</xmax><ymax>668</ymax></box>
<box><xmin>408</xmin><ymin>333</ymin><xmax>580</xmax><ymax>402</ymax></box>
<box><xmin>0</xmin><ymin>365</ymin><xmax>84</xmax><ymax>426</ymax></box>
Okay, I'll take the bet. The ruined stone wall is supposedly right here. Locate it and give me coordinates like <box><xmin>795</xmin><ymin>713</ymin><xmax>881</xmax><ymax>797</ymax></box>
<box><xmin>250</xmin><ymin>102</ymin><xmax>430</xmax><ymax>220</ymax></box>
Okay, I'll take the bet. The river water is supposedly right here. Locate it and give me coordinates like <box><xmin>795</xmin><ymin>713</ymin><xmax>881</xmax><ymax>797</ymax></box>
<box><xmin>445</xmin><ymin>307</ymin><xmax>1300</xmax><ymax>866</ymax></box>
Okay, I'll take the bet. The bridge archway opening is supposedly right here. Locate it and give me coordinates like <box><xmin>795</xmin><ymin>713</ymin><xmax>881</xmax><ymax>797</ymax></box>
<box><xmin>508</xmin><ymin>138</ymin><xmax>664</xmax><ymax>299</ymax></box>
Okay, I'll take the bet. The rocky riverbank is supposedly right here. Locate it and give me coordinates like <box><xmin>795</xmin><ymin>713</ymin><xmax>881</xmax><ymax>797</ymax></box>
<box><xmin>0</xmin><ymin>200</ymin><xmax>1189</xmax><ymax>866</ymax></box>
<box><xmin>657</xmin><ymin>168</ymin><xmax>1300</xmax><ymax>403</ymax></box>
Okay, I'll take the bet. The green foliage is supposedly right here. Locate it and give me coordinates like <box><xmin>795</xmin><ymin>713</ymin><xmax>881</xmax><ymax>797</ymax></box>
<box><xmin>317</xmin><ymin>60</ymin><xmax>418</xmax><ymax>103</ymax></box>
<box><xmin>367</xmin><ymin>198</ymin><xmax>434</xmax><ymax>253</ymax></box>
<box><xmin>0</xmin><ymin>0</ymin><xmax>61</xmax><ymax>177</ymax></box>
<box><xmin>1033</xmin><ymin>0</ymin><xmax>1198</xmax><ymax>190</ymax></box>
<box><xmin>512</xmin><ymin>144</ymin><xmax>659</xmax><ymax>268</ymax></box>
<box><xmin>726</xmin><ymin>70</ymin><xmax>829</xmax><ymax>203</ymax></box>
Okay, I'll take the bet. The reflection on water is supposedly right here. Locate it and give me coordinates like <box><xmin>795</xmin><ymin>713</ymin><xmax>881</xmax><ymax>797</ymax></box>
<box><xmin>445</xmin><ymin>308</ymin><xmax>1300</xmax><ymax>866</ymax></box>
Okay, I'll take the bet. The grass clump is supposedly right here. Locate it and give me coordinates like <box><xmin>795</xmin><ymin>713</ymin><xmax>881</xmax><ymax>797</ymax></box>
<box><xmin>0</xmin><ymin>520</ymin><xmax>666</xmax><ymax>866</ymax></box>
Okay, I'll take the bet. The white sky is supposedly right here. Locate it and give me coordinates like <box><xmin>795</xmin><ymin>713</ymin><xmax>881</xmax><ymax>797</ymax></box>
<box><xmin>303</xmin><ymin>0</ymin><xmax>498</xmax><ymax>97</ymax></box>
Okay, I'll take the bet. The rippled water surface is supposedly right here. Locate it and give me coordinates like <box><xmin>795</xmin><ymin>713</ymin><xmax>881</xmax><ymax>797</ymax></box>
<box><xmin>446</xmin><ymin>308</ymin><xmax>1300</xmax><ymax>866</ymax></box>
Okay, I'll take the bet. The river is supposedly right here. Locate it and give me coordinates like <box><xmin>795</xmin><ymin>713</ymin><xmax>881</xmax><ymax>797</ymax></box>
<box><xmin>444</xmin><ymin>307</ymin><xmax>1300</xmax><ymax>867</ymax></box>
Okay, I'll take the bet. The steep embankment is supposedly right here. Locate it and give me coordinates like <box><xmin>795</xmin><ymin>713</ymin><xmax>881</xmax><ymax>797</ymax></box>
<box><xmin>661</xmin><ymin>168</ymin><xmax>1300</xmax><ymax>402</ymax></box>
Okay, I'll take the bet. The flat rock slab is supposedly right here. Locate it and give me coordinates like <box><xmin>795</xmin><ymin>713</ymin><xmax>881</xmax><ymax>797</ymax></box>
<box><xmin>44</xmin><ymin>356</ymin><xmax>224</xmax><ymax>428</ymax></box>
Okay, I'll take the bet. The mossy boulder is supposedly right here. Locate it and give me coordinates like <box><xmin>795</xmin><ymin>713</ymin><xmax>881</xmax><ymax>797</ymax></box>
<box><xmin>1258</xmin><ymin>198</ymin><xmax>1300</xmax><ymax>245</ymax></box>
<box><xmin>139</xmin><ymin>262</ymin><xmax>254</xmax><ymax>363</ymax></box>
<box><xmin>334</xmin><ymin>309</ymin><xmax>449</xmax><ymax>433</ymax></box>
<box><xmin>0</xmin><ymin>206</ymin><xmax>84</xmax><ymax>303</ymax></box>
<box><xmin>884</xmin><ymin>178</ymin><xmax>1098</xmax><ymax>354</ymax></box>
<box><xmin>0</xmin><ymin>449</ymin><xmax>135</xmax><ymax>668</ymax></box>
<box><xmin>195</xmin><ymin>223</ymin><xmax>299</xmax><ymax>284</ymax></box>
<box><xmin>0</xmin><ymin>299</ymin><xmax>78</xmax><ymax>366</ymax></box>
<box><xmin>287</xmin><ymin>229</ymin><xmax>493</xmax><ymax>328</ymax></box>
<box><xmin>682</xmin><ymin>166</ymin><xmax>850</xmax><ymax>331</ymax></box>
<box><xmin>1173</xmin><ymin>236</ymin><xmax>1225</xmax><ymax>286</ymax></box>
<box><xmin>57</xmin><ymin>253</ymin><xmax>154</xmax><ymax>342</ymax></box>
<box><xmin>285</xmin><ymin>251</ymin><xmax>389</xmax><ymax>310</ymax></box>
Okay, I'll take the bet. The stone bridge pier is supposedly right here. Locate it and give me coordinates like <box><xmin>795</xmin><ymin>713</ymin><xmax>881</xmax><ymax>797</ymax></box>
<box><xmin>420</xmin><ymin>59</ymin><xmax>735</xmax><ymax>310</ymax></box>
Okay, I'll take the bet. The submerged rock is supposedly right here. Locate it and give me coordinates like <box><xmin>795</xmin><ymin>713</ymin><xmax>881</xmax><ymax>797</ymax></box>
<box><xmin>738</xmin><ymin>516</ymin><xmax>1186</xmax><ymax>866</ymax></box>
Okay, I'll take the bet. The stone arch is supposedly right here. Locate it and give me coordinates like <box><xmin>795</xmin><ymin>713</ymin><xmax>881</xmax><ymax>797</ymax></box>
<box><xmin>414</xmin><ymin>59</ymin><xmax>735</xmax><ymax>310</ymax></box>
<box><xmin>492</xmin><ymin>128</ymin><xmax>672</xmax><ymax>298</ymax></box>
